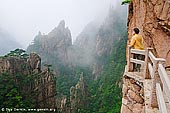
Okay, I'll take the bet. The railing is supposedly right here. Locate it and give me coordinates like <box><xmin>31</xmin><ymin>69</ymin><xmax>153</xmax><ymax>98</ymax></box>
<box><xmin>127</xmin><ymin>45</ymin><xmax>170</xmax><ymax>113</ymax></box>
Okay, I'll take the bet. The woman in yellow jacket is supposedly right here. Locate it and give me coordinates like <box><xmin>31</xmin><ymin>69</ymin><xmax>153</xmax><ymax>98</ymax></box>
<box><xmin>130</xmin><ymin>28</ymin><xmax>144</xmax><ymax>50</ymax></box>
<box><xmin>130</xmin><ymin>28</ymin><xmax>144</xmax><ymax>71</ymax></box>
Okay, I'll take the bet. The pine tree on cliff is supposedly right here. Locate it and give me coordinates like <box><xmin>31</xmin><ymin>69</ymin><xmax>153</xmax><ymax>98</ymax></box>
<box><xmin>121</xmin><ymin>0</ymin><xmax>131</xmax><ymax>5</ymax></box>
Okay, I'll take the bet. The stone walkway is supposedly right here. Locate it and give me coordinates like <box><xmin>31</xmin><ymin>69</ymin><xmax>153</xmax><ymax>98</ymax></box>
<box><xmin>122</xmin><ymin>66</ymin><xmax>170</xmax><ymax>113</ymax></box>
<box><xmin>144</xmin><ymin>79</ymin><xmax>158</xmax><ymax>113</ymax></box>
<box><xmin>124</xmin><ymin>72</ymin><xmax>159</xmax><ymax>113</ymax></box>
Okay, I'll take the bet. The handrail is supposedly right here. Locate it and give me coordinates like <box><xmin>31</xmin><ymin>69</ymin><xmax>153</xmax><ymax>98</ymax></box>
<box><xmin>148</xmin><ymin>51</ymin><xmax>157</xmax><ymax>64</ymax></box>
<box><xmin>158</xmin><ymin>64</ymin><xmax>170</xmax><ymax>103</ymax></box>
<box><xmin>130</xmin><ymin>58</ymin><xmax>144</xmax><ymax>66</ymax></box>
<box><xmin>156</xmin><ymin>83</ymin><xmax>168</xmax><ymax>113</ymax></box>
<box><xmin>127</xmin><ymin>45</ymin><xmax>146</xmax><ymax>72</ymax></box>
<box><xmin>131</xmin><ymin>49</ymin><xmax>145</xmax><ymax>55</ymax></box>
<box><xmin>127</xmin><ymin>46</ymin><xmax>169</xmax><ymax>112</ymax></box>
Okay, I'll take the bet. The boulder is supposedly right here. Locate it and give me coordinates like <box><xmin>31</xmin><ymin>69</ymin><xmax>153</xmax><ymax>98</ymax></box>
<box><xmin>128</xmin><ymin>90</ymin><xmax>144</xmax><ymax>104</ymax></box>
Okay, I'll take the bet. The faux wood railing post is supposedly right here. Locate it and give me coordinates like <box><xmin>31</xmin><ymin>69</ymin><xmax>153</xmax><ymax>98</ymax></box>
<box><xmin>157</xmin><ymin>59</ymin><xmax>165</xmax><ymax>92</ymax></box>
<box><xmin>150</xmin><ymin>59</ymin><xmax>159</xmax><ymax>108</ymax></box>
<box><xmin>155</xmin><ymin>60</ymin><xmax>165</xmax><ymax>90</ymax></box>
<box><xmin>143</xmin><ymin>48</ymin><xmax>153</xmax><ymax>79</ymax></box>
<box><xmin>150</xmin><ymin>59</ymin><xmax>166</xmax><ymax>108</ymax></box>
<box><xmin>127</xmin><ymin>45</ymin><xmax>133</xmax><ymax>72</ymax></box>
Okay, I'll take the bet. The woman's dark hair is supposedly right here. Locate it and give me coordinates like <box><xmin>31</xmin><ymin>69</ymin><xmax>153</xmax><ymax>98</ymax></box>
<box><xmin>134</xmin><ymin>28</ymin><xmax>140</xmax><ymax>34</ymax></box>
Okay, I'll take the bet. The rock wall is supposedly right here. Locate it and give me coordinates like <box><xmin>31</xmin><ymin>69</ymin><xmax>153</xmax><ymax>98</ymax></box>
<box><xmin>122</xmin><ymin>0</ymin><xmax>170</xmax><ymax>112</ymax></box>
<box><xmin>70</xmin><ymin>73</ymin><xmax>89</xmax><ymax>113</ymax></box>
<box><xmin>0</xmin><ymin>56</ymin><xmax>30</xmax><ymax>75</ymax></box>
<box><xmin>27</xmin><ymin>20</ymin><xmax>72</xmax><ymax>68</ymax></box>
<box><xmin>121</xmin><ymin>76</ymin><xmax>144</xmax><ymax>113</ymax></box>
<box><xmin>128</xmin><ymin>0</ymin><xmax>170</xmax><ymax>66</ymax></box>
<box><xmin>0</xmin><ymin>53</ymin><xmax>57</xmax><ymax>108</ymax></box>
<box><xmin>36</xmin><ymin>68</ymin><xmax>56</xmax><ymax>108</ymax></box>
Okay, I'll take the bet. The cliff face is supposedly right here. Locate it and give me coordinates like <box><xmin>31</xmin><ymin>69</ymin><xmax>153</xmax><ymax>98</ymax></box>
<box><xmin>121</xmin><ymin>76</ymin><xmax>144</xmax><ymax>113</ymax></box>
<box><xmin>27</xmin><ymin>20</ymin><xmax>72</xmax><ymax>68</ymax></box>
<box><xmin>128</xmin><ymin>0</ymin><xmax>170</xmax><ymax>66</ymax></box>
<box><xmin>0</xmin><ymin>53</ymin><xmax>41</xmax><ymax>76</ymax></box>
<box><xmin>70</xmin><ymin>74</ymin><xmax>89</xmax><ymax>113</ymax></box>
<box><xmin>121</xmin><ymin>0</ymin><xmax>170</xmax><ymax>112</ymax></box>
<box><xmin>0</xmin><ymin>53</ymin><xmax>56</xmax><ymax>108</ymax></box>
<box><xmin>92</xmin><ymin>6</ymin><xmax>127</xmax><ymax>79</ymax></box>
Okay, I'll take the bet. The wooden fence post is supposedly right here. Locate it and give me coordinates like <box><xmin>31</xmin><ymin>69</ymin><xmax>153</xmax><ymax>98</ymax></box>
<box><xmin>157</xmin><ymin>59</ymin><xmax>166</xmax><ymax>90</ymax></box>
<box><xmin>150</xmin><ymin>60</ymin><xmax>159</xmax><ymax>108</ymax></box>
<box><xmin>144</xmin><ymin>48</ymin><xmax>153</xmax><ymax>79</ymax></box>
<box><xmin>127</xmin><ymin>45</ymin><xmax>133</xmax><ymax>72</ymax></box>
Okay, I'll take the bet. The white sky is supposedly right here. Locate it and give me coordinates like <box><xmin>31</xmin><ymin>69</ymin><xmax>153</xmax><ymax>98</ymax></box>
<box><xmin>0</xmin><ymin>0</ymin><xmax>120</xmax><ymax>48</ymax></box>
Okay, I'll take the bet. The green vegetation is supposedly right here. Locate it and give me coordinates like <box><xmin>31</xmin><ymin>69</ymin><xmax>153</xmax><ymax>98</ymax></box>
<box><xmin>79</xmin><ymin>32</ymin><xmax>126</xmax><ymax>113</ymax></box>
<box><xmin>5</xmin><ymin>48</ymin><xmax>29</xmax><ymax>58</ymax></box>
<box><xmin>68</xmin><ymin>32</ymin><xmax>127</xmax><ymax>113</ymax></box>
<box><xmin>121</xmin><ymin>0</ymin><xmax>131</xmax><ymax>5</ymax></box>
<box><xmin>89</xmin><ymin>33</ymin><xmax>127</xmax><ymax>113</ymax></box>
<box><xmin>83</xmin><ymin>8</ymin><xmax>127</xmax><ymax>112</ymax></box>
<box><xmin>56</xmin><ymin>66</ymin><xmax>92</xmax><ymax>97</ymax></box>
<box><xmin>25</xmin><ymin>4</ymin><xmax>127</xmax><ymax>112</ymax></box>
<box><xmin>0</xmin><ymin>34</ymin><xmax>126</xmax><ymax>112</ymax></box>
<box><xmin>0</xmin><ymin>51</ymin><xmax>45</xmax><ymax>110</ymax></box>
<box><xmin>0</xmin><ymin>72</ymin><xmax>36</xmax><ymax>109</ymax></box>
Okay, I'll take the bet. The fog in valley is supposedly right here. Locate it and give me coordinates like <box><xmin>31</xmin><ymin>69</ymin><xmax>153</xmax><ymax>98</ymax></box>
<box><xmin>0</xmin><ymin>0</ymin><xmax>122</xmax><ymax>49</ymax></box>
<box><xmin>0</xmin><ymin>0</ymin><xmax>128</xmax><ymax>111</ymax></box>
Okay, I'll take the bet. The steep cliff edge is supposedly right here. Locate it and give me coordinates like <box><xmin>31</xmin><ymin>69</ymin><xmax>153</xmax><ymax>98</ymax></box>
<box><xmin>0</xmin><ymin>51</ymin><xmax>56</xmax><ymax>108</ymax></box>
<box><xmin>128</xmin><ymin>0</ymin><xmax>170</xmax><ymax>66</ymax></box>
<box><xmin>121</xmin><ymin>0</ymin><xmax>170</xmax><ymax>112</ymax></box>
<box><xmin>121</xmin><ymin>76</ymin><xmax>144</xmax><ymax>113</ymax></box>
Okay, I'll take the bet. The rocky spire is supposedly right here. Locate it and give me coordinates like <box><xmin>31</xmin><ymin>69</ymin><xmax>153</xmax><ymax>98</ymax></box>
<box><xmin>58</xmin><ymin>20</ymin><xmax>65</xmax><ymax>29</ymax></box>
<box><xmin>70</xmin><ymin>73</ymin><xmax>89</xmax><ymax>113</ymax></box>
<box><xmin>27</xmin><ymin>20</ymin><xmax>72</xmax><ymax>67</ymax></box>
<box><xmin>38</xmin><ymin>31</ymin><xmax>42</xmax><ymax>36</ymax></box>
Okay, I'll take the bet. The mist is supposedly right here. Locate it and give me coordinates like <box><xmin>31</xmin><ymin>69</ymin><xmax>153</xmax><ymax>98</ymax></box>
<box><xmin>0</xmin><ymin>0</ymin><xmax>121</xmax><ymax>48</ymax></box>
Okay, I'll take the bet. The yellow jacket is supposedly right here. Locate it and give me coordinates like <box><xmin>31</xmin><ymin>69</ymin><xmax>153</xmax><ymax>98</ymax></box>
<box><xmin>130</xmin><ymin>34</ymin><xmax>144</xmax><ymax>50</ymax></box>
